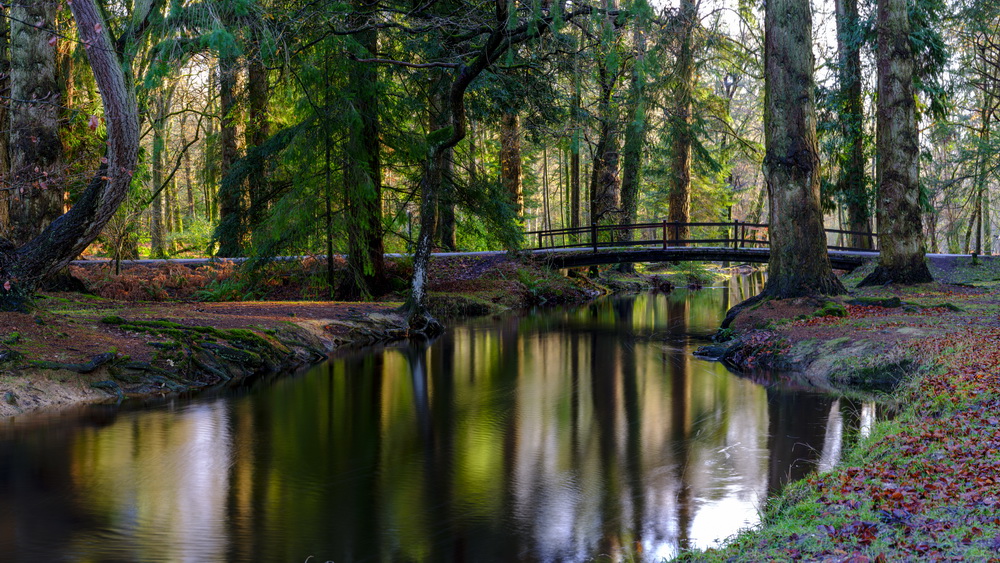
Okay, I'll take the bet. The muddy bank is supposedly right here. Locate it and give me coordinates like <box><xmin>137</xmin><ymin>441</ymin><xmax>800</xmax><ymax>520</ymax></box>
<box><xmin>0</xmin><ymin>297</ymin><xmax>409</xmax><ymax>418</ymax></box>
<box><xmin>695</xmin><ymin>294</ymin><xmax>961</xmax><ymax>394</ymax></box>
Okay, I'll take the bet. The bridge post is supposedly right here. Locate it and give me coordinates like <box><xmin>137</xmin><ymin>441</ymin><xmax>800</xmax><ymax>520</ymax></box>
<box><xmin>538</xmin><ymin>230</ymin><xmax>543</xmax><ymax>249</ymax></box>
<box><xmin>733</xmin><ymin>220</ymin><xmax>739</xmax><ymax>250</ymax></box>
<box><xmin>592</xmin><ymin>222</ymin><xmax>598</xmax><ymax>253</ymax></box>
<box><xmin>662</xmin><ymin>220</ymin><xmax>667</xmax><ymax>250</ymax></box>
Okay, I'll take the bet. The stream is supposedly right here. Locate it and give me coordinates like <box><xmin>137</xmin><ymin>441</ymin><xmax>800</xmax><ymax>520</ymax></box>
<box><xmin>0</xmin><ymin>276</ymin><xmax>877</xmax><ymax>562</ymax></box>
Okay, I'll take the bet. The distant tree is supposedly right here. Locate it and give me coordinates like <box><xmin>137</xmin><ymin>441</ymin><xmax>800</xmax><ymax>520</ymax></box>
<box><xmin>0</xmin><ymin>0</ymin><xmax>140</xmax><ymax>311</ymax></box>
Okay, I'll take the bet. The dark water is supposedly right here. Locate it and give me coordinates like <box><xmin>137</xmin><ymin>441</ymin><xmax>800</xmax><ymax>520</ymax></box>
<box><xmin>0</xmin><ymin>278</ymin><xmax>876</xmax><ymax>562</ymax></box>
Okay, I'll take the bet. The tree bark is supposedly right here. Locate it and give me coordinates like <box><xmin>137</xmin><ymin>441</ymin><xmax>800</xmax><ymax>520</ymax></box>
<box><xmin>859</xmin><ymin>0</ymin><xmax>933</xmax><ymax>286</ymax></box>
<box><xmin>215</xmin><ymin>54</ymin><xmax>241</xmax><ymax>257</ymax></box>
<box><xmin>758</xmin><ymin>0</ymin><xmax>844</xmax><ymax>299</ymax></box>
<box><xmin>0</xmin><ymin>4</ymin><xmax>10</xmax><ymax>237</ymax></box>
<box><xmin>150</xmin><ymin>93</ymin><xmax>171</xmax><ymax>258</ymax></box>
<box><xmin>570</xmin><ymin>75</ymin><xmax>582</xmax><ymax>237</ymax></box>
<box><xmin>835</xmin><ymin>0</ymin><xmax>872</xmax><ymax>249</ymax></box>
<box><xmin>344</xmin><ymin>9</ymin><xmax>387</xmax><ymax>298</ymax></box>
<box><xmin>667</xmin><ymin>0</ymin><xmax>697</xmax><ymax>243</ymax></box>
<box><xmin>245</xmin><ymin>25</ymin><xmax>269</xmax><ymax>244</ymax></box>
<box><xmin>589</xmin><ymin>62</ymin><xmax>621</xmax><ymax>227</ymax></box>
<box><xmin>618</xmin><ymin>22</ymin><xmax>648</xmax><ymax>273</ymax></box>
<box><xmin>500</xmin><ymin>110</ymin><xmax>523</xmax><ymax>217</ymax></box>
<box><xmin>0</xmin><ymin>0</ymin><xmax>140</xmax><ymax>310</ymax></box>
<box><xmin>6</xmin><ymin>0</ymin><xmax>64</xmax><ymax>246</ymax></box>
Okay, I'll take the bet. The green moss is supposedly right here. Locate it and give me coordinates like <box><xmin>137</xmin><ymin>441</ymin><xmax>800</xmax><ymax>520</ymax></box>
<box><xmin>100</xmin><ymin>315</ymin><xmax>126</xmax><ymax>325</ymax></box>
<box><xmin>815</xmin><ymin>300</ymin><xmax>847</xmax><ymax>318</ymax></box>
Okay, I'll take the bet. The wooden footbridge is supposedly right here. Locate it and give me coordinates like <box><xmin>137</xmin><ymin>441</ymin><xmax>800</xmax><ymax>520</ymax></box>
<box><xmin>69</xmin><ymin>221</ymin><xmax>882</xmax><ymax>270</ymax></box>
<box><xmin>524</xmin><ymin>221</ymin><xmax>879</xmax><ymax>270</ymax></box>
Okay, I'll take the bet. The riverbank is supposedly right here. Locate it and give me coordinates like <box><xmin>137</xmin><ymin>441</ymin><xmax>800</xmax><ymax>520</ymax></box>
<box><xmin>0</xmin><ymin>254</ymin><xmax>673</xmax><ymax>418</ymax></box>
<box><xmin>684</xmin><ymin>256</ymin><xmax>1000</xmax><ymax>561</ymax></box>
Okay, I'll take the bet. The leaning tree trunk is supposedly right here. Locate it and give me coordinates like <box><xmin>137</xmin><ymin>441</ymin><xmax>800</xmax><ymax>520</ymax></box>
<box><xmin>667</xmin><ymin>0</ymin><xmax>697</xmax><ymax>244</ymax></box>
<box><xmin>858</xmin><ymin>0</ymin><xmax>933</xmax><ymax>286</ymax></box>
<box><xmin>7</xmin><ymin>0</ymin><xmax>65</xmax><ymax>246</ymax></box>
<box><xmin>757</xmin><ymin>0</ymin><xmax>844</xmax><ymax>300</ymax></box>
<box><xmin>0</xmin><ymin>0</ymin><xmax>140</xmax><ymax>311</ymax></box>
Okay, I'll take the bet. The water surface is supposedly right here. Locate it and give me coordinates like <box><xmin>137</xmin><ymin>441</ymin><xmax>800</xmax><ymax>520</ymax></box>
<box><xmin>0</xmin><ymin>280</ymin><xmax>874</xmax><ymax>562</ymax></box>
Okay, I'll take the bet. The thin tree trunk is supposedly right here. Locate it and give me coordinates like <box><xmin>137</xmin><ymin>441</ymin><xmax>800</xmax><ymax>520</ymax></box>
<box><xmin>618</xmin><ymin>22</ymin><xmax>648</xmax><ymax>273</ymax></box>
<box><xmin>0</xmin><ymin>5</ymin><xmax>10</xmax><ymax>236</ymax></box>
<box><xmin>150</xmin><ymin>94</ymin><xmax>169</xmax><ymax>258</ymax></box>
<box><xmin>542</xmin><ymin>145</ymin><xmax>551</xmax><ymax>230</ymax></box>
<box><xmin>835</xmin><ymin>0</ymin><xmax>872</xmax><ymax>249</ymax></box>
<box><xmin>246</xmin><ymin>23</ymin><xmax>269</xmax><ymax>245</ymax></box>
<box><xmin>216</xmin><ymin>54</ymin><xmax>241</xmax><ymax>257</ymax></box>
<box><xmin>344</xmin><ymin>8</ymin><xmax>387</xmax><ymax>298</ymax></box>
<box><xmin>859</xmin><ymin>0</ymin><xmax>933</xmax><ymax>286</ymax></box>
<box><xmin>500</xmin><ymin>110</ymin><xmax>523</xmax><ymax>217</ymax></box>
<box><xmin>667</xmin><ymin>0</ymin><xmax>697</xmax><ymax>243</ymax></box>
<box><xmin>7</xmin><ymin>0</ymin><xmax>64</xmax><ymax>246</ymax></box>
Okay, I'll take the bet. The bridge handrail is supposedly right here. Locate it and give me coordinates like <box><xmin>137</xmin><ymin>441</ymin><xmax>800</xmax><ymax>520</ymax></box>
<box><xmin>525</xmin><ymin>220</ymin><xmax>878</xmax><ymax>253</ymax></box>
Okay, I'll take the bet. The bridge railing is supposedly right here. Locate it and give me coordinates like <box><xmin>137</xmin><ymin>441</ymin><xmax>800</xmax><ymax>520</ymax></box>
<box><xmin>526</xmin><ymin>221</ymin><xmax>878</xmax><ymax>253</ymax></box>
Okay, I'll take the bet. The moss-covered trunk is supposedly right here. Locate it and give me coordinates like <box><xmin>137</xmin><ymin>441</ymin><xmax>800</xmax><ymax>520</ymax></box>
<box><xmin>6</xmin><ymin>0</ymin><xmax>64</xmax><ymax>246</ymax></box>
<box><xmin>761</xmin><ymin>0</ymin><xmax>844</xmax><ymax>298</ymax></box>
<box><xmin>859</xmin><ymin>0</ymin><xmax>933</xmax><ymax>286</ymax></box>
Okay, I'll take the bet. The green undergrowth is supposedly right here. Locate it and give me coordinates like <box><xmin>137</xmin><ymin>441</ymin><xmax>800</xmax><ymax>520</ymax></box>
<box><xmin>643</xmin><ymin>261</ymin><xmax>729</xmax><ymax>287</ymax></box>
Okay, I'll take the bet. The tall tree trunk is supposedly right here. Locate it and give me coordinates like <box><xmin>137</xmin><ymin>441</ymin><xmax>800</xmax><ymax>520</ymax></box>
<box><xmin>344</xmin><ymin>8</ymin><xmax>387</xmax><ymax>298</ymax></box>
<box><xmin>859</xmin><ymin>0</ymin><xmax>933</xmax><ymax>286</ymax></box>
<box><xmin>0</xmin><ymin>0</ymin><xmax>139</xmax><ymax>310</ymax></box>
<box><xmin>215</xmin><ymin>54</ymin><xmax>241</xmax><ymax>257</ymax></box>
<box><xmin>589</xmin><ymin>63</ymin><xmax>620</xmax><ymax>228</ymax></box>
<box><xmin>6</xmin><ymin>0</ymin><xmax>64</xmax><ymax>246</ymax></box>
<box><xmin>0</xmin><ymin>5</ymin><xmax>10</xmax><ymax>236</ymax></box>
<box><xmin>150</xmin><ymin>94</ymin><xmax>170</xmax><ymax>258</ymax></box>
<box><xmin>500</xmin><ymin>110</ymin><xmax>523</xmax><ymax>217</ymax></box>
<box><xmin>835</xmin><ymin>0</ymin><xmax>872</xmax><ymax>249</ymax></box>
<box><xmin>570</xmin><ymin>56</ymin><xmax>582</xmax><ymax>237</ymax></box>
<box><xmin>618</xmin><ymin>23</ymin><xmax>648</xmax><ymax>273</ymax></box>
<box><xmin>245</xmin><ymin>25</ymin><xmax>269</xmax><ymax>244</ymax></box>
<box><xmin>667</xmin><ymin>0</ymin><xmax>696</xmax><ymax>243</ymax></box>
<box><xmin>752</xmin><ymin>0</ymin><xmax>844</xmax><ymax>303</ymax></box>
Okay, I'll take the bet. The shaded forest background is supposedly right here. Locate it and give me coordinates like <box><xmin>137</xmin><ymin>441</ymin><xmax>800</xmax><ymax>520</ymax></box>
<box><xmin>0</xmin><ymin>0</ymin><xmax>996</xmax><ymax>297</ymax></box>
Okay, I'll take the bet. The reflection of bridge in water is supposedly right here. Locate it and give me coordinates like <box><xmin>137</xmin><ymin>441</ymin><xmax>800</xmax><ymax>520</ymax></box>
<box><xmin>525</xmin><ymin>220</ymin><xmax>879</xmax><ymax>270</ymax></box>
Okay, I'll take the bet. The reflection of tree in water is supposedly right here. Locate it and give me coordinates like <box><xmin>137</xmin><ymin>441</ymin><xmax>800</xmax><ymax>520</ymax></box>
<box><xmin>666</xmin><ymin>294</ymin><xmax>694</xmax><ymax>550</ymax></box>
<box><xmin>765</xmin><ymin>388</ymin><xmax>834</xmax><ymax>495</ymax></box>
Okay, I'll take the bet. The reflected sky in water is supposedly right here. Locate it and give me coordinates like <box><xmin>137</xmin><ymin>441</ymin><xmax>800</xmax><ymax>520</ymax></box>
<box><xmin>0</xmin><ymin>277</ymin><xmax>877</xmax><ymax>562</ymax></box>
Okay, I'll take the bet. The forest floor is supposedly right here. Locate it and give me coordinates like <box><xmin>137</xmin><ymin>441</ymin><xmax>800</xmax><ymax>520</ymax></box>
<box><xmin>686</xmin><ymin>255</ymin><xmax>1000</xmax><ymax>562</ymax></box>
<box><xmin>0</xmin><ymin>253</ymin><xmax>680</xmax><ymax>418</ymax></box>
